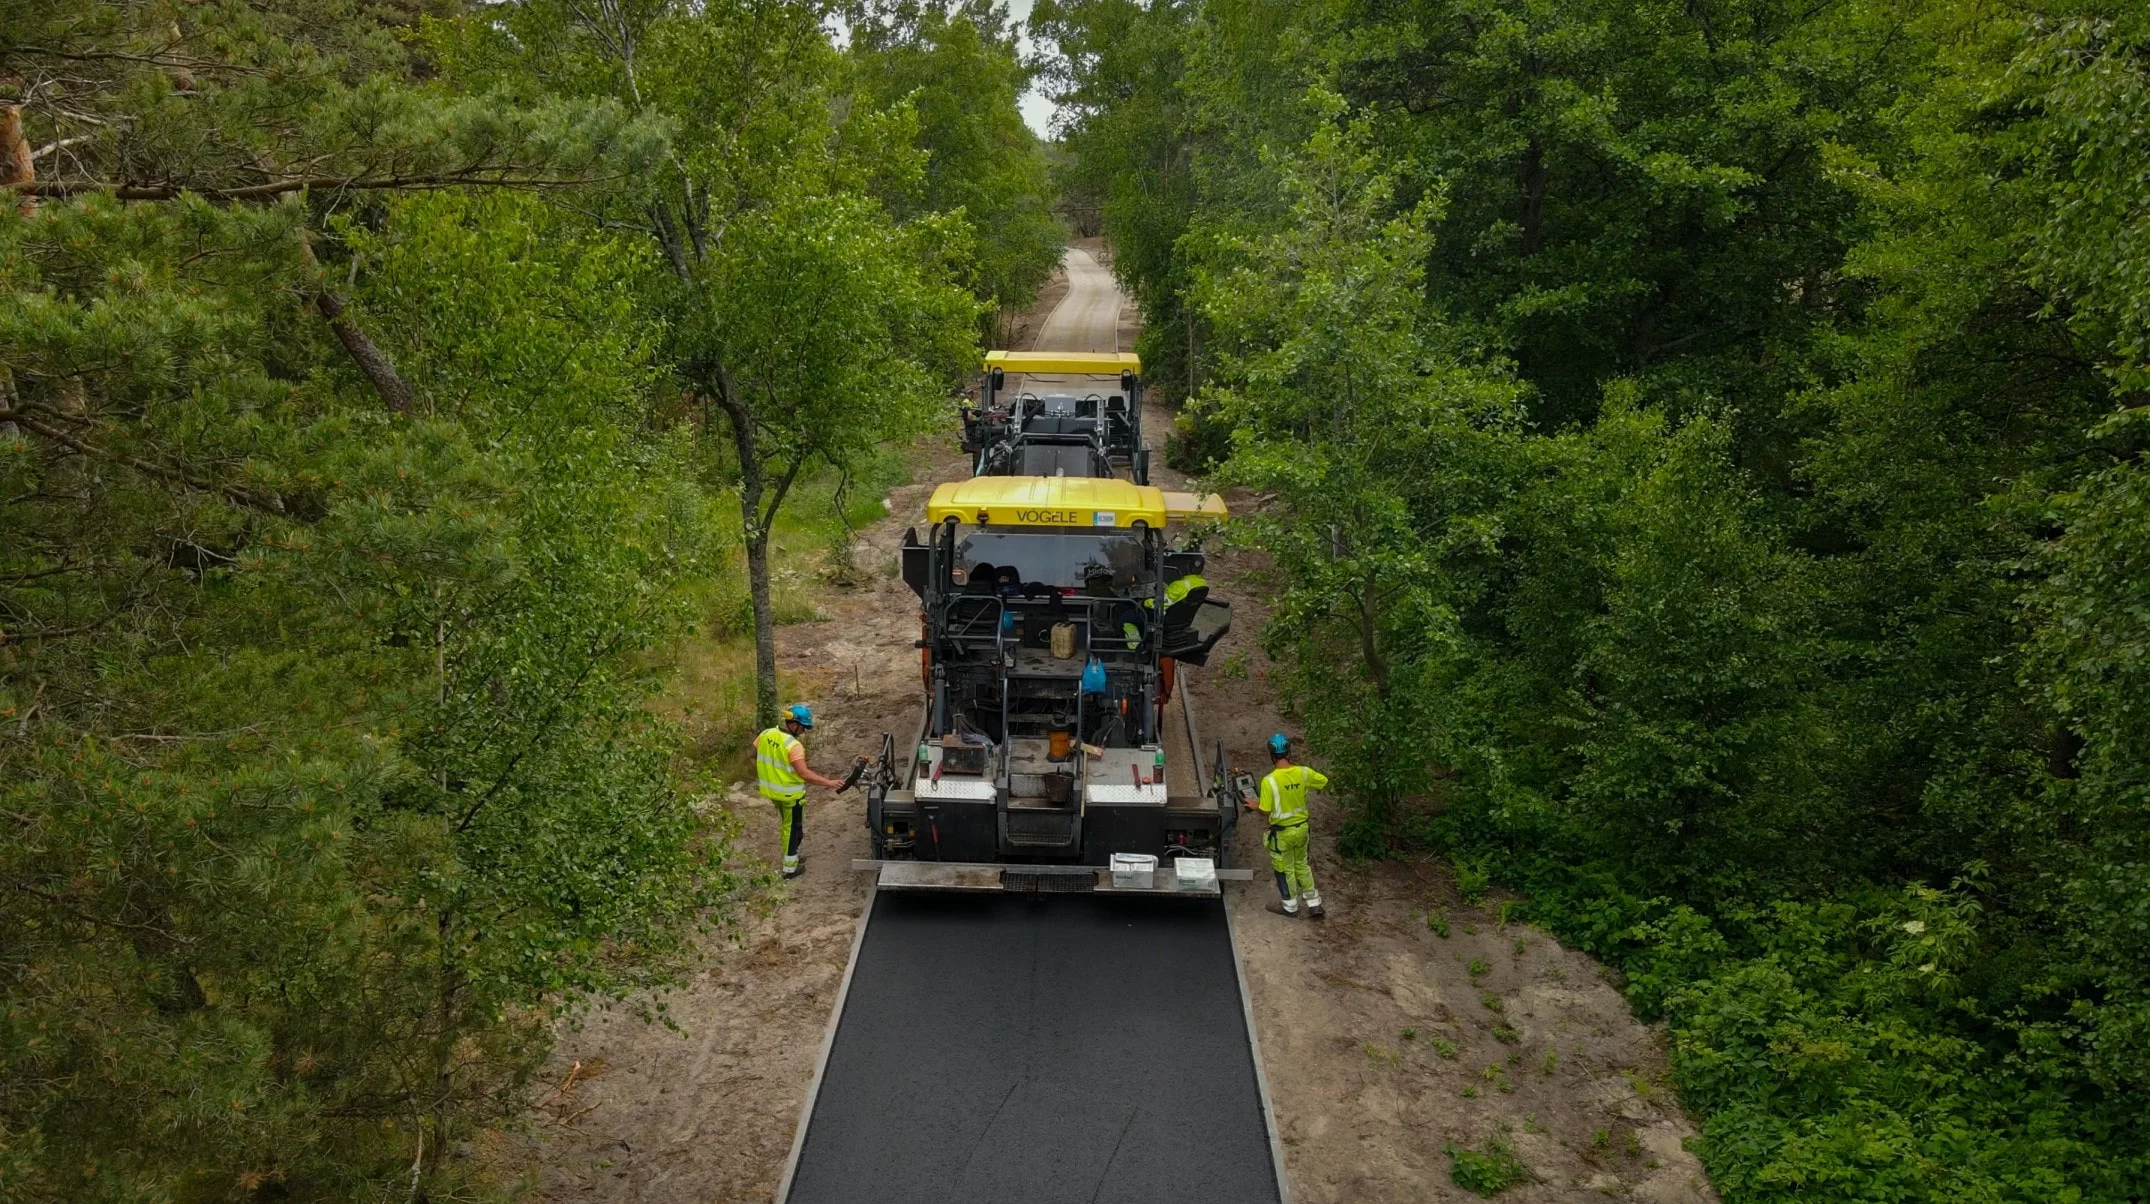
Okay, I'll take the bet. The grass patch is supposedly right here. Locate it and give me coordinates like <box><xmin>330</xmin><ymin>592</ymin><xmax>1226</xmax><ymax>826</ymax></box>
<box><xmin>1446</xmin><ymin>1137</ymin><xmax>1531</xmax><ymax>1196</ymax></box>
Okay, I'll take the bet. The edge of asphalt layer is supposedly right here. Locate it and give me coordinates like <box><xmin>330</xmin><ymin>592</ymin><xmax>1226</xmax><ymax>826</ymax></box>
<box><xmin>783</xmin><ymin>891</ymin><xmax>1283</xmax><ymax>1204</ymax></box>
<box><xmin>774</xmin><ymin>884</ymin><xmax>879</xmax><ymax>1204</ymax></box>
<box><xmin>1224</xmin><ymin>892</ymin><xmax>1295</xmax><ymax>1204</ymax></box>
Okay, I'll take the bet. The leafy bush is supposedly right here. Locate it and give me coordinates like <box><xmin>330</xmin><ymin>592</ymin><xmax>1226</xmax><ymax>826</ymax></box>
<box><xmin>1446</xmin><ymin>1138</ymin><xmax>1531</xmax><ymax>1195</ymax></box>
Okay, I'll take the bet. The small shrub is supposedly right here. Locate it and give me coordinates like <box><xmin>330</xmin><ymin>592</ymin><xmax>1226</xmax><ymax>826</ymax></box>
<box><xmin>1467</xmin><ymin>957</ymin><xmax>1490</xmax><ymax>979</ymax></box>
<box><xmin>1337</xmin><ymin>811</ymin><xmax>1389</xmax><ymax>859</ymax></box>
<box><xmin>1432</xmin><ymin>1038</ymin><xmax>1458</xmax><ymax>1059</ymax></box>
<box><xmin>1455</xmin><ymin>859</ymin><xmax>1490</xmax><ymax>907</ymax></box>
<box><xmin>1427</xmin><ymin>907</ymin><xmax>1452</xmax><ymax>938</ymax></box>
<box><xmin>1492</xmin><ymin>1024</ymin><xmax>1520</xmax><ymax>1044</ymax></box>
<box><xmin>1446</xmin><ymin>1138</ymin><xmax>1530</xmax><ymax>1196</ymax></box>
<box><xmin>1481</xmin><ymin>990</ymin><xmax>1504</xmax><ymax>1012</ymax></box>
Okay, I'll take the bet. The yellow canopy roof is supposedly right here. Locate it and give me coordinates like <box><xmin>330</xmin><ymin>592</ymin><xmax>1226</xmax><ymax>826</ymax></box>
<box><xmin>928</xmin><ymin>476</ymin><xmax>1167</xmax><ymax>529</ymax></box>
<box><xmin>984</xmin><ymin>350</ymin><xmax>1141</xmax><ymax>377</ymax></box>
<box><xmin>1162</xmin><ymin>491</ymin><xmax>1228</xmax><ymax>522</ymax></box>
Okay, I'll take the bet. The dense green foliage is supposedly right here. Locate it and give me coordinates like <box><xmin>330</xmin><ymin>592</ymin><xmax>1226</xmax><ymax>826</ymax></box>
<box><xmin>435</xmin><ymin>0</ymin><xmax>1058</xmax><ymax>727</ymax></box>
<box><xmin>849</xmin><ymin>1</ymin><xmax>1067</xmax><ymax>330</ymax></box>
<box><xmin>1040</xmin><ymin>0</ymin><xmax>2150</xmax><ymax>1196</ymax></box>
<box><xmin>2</xmin><ymin>1</ymin><xmax>1045</xmax><ymax>1196</ymax></box>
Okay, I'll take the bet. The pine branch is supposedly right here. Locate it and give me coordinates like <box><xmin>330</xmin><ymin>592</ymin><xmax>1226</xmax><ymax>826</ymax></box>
<box><xmin>3</xmin><ymin>404</ymin><xmax>289</xmax><ymax>516</ymax></box>
<box><xmin>18</xmin><ymin>170</ymin><xmax>617</xmax><ymax>202</ymax></box>
<box><xmin>1</xmin><ymin>877</ymin><xmax>195</xmax><ymax>945</ymax></box>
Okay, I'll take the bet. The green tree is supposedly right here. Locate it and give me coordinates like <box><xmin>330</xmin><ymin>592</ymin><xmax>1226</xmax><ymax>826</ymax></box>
<box><xmin>848</xmin><ymin>0</ymin><xmax>1066</xmax><ymax>332</ymax></box>
<box><xmin>2</xmin><ymin>4</ymin><xmax>730</xmax><ymax>1194</ymax></box>
<box><xmin>1194</xmin><ymin>100</ymin><xmax>1522</xmax><ymax>851</ymax></box>
<box><xmin>456</xmin><ymin>0</ymin><xmax>983</xmax><ymax>726</ymax></box>
<box><xmin>1032</xmin><ymin>0</ymin><xmax>1204</xmax><ymax>394</ymax></box>
<box><xmin>1049</xmin><ymin>0</ymin><xmax>2150</xmax><ymax>1194</ymax></box>
<box><xmin>2020</xmin><ymin>4</ymin><xmax>2150</xmax><ymax>1122</ymax></box>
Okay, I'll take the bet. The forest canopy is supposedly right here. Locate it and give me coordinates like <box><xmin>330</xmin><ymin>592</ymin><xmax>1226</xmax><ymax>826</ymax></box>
<box><xmin>0</xmin><ymin>1</ymin><xmax>1053</xmax><ymax>1197</ymax></box>
<box><xmin>1036</xmin><ymin>0</ymin><xmax>2150</xmax><ymax>1197</ymax></box>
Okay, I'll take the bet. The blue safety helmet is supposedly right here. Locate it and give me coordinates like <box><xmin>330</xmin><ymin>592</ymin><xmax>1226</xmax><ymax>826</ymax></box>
<box><xmin>786</xmin><ymin>703</ymin><xmax>815</xmax><ymax>729</ymax></box>
<box><xmin>1267</xmin><ymin>732</ymin><xmax>1291</xmax><ymax>758</ymax></box>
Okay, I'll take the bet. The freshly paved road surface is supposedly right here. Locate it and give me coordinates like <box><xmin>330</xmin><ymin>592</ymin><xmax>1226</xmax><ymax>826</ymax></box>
<box><xmin>785</xmin><ymin>892</ymin><xmax>1281</xmax><ymax>1204</ymax></box>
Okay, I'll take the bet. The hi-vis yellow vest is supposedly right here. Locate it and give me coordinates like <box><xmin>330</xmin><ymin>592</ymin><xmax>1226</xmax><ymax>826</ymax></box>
<box><xmin>756</xmin><ymin>727</ymin><xmax>806</xmax><ymax>802</ymax></box>
<box><xmin>1259</xmin><ymin>764</ymin><xmax>1326</xmax><ymax>828</ymax></box>
<box><xmin>1143</xmin><ymin>574</ymin><xmax>1208</xmax><ymax>611</ymax></box>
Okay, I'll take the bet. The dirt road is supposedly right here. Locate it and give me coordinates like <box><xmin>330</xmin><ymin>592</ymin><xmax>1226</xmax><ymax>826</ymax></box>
<box><xmin>520</xmin><ymin>245</ymin><xmax>1717</xmax><ymax>1202</ymax></box>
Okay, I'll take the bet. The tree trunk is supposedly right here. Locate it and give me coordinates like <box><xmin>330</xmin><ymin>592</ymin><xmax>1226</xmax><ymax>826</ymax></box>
<box><xmin>1</xmin><ymin>105</ymin><xmax>35</xmax><ymax>216</ymax></box>
<box><xmin>316</xmin><ymin>288</ymin><xmax>417</xmax><ymax>413</ymax></box>
<box><xmin>428</xmin><ymin>907</ymin><xmax>458</xmax><ymax>1182</ymax></box>
<box><xmin>744</xmin><ymin>526</ymin><xmax>779</xmax><ymax>730</ymax></box>
<box><xmin>714</xmin><ymin>382</ymin><xmax>781</xmax><ymax>730</ymax></box>
<box><xmin>297</xmin><ymin>241</ymin><xmax>416</xmax><ymax>413</ymax></box>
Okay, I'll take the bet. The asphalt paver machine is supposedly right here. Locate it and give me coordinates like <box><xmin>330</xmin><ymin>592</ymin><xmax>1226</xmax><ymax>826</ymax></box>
<box><xmin>864</xmin><ymin>476</ymin><xmax>1235</xmax><ymax>890</ymax></box>
<box><xmin>962</xmin><ymin>351</ymin><xmax>1150</xmax><ymax>485</ymax></box>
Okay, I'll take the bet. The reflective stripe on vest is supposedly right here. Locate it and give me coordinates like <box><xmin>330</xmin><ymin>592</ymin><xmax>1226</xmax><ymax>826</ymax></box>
<box><xmin>1261</xmin><ymin>765</ymin><xmax>1315</xmax><ymax>827</ymax></box>
<box><xmin>756</xmin><ymin>727</ymin><xmax>806</xmax><ymax>801</ymax></box>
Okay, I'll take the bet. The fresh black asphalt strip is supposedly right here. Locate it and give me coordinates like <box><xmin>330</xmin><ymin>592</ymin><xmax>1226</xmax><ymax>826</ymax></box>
<box><xmin>784</xmin><ymin>891</ymin><xmax>1284</xmax><ymax>1204</ymax></box>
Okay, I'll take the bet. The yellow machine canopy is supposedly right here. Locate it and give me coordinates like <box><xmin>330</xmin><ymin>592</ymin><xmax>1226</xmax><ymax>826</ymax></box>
<box><xmin>927</xmin><ymin>476</ymin><xmax>1225</xmax><ymax>529</ymax></box>
<box><xmin>983</xmin><ymin>350</ymin><xmax>1142</xmax><ymax>377</ymax></box>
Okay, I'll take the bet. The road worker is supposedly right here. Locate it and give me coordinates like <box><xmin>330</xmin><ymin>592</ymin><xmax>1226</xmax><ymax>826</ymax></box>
<box><xmin>1142</xmin><ymin>567</ymin><xmax>1208</xmax><ymax>614</ymax></box>
<box><xmin>756</xmin><ymin>703</ymin><xmax>844</xmax><ymax>879</ymax></box>
<box><xmin>1086</xmin><ymin>569</ymin><xmax>1144</xmax><ymax>648</ymax></box>
<box><xmin>1250</xmin><ymin>733</ymin><xmax>1326</xmax><ymax>918</ymax></box>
